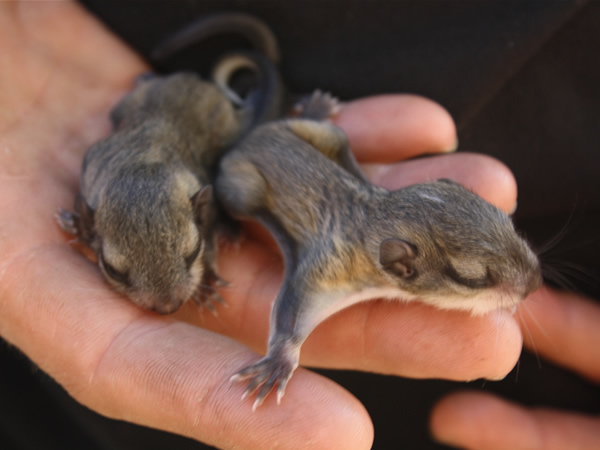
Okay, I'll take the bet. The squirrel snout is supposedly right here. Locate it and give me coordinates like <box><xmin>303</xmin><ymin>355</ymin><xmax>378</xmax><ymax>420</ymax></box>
<box><xmin>523</xmin><ymin>264</ymin><xmax>543</xmax><ymax>299</ymax></box>
<box><xmin>149</xmin><ymin>297</ymin><xmax>186</xmax><ymax>315</ymax></box>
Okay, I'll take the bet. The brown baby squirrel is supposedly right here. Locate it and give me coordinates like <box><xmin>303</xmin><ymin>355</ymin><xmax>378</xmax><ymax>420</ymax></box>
<box><xmin>215</xmin><ymin>92</ymin><xmax>542</xmax><ymax>409</ymax></box>
<box><xmin>57</xmin><ymin>72</ymin><xmax>241</xmax><ymax>313</ymax></box>
<box><xmin>57</xmin><ymin>13</ymin><xmax>283</xmax><ymax>314</ymax></box>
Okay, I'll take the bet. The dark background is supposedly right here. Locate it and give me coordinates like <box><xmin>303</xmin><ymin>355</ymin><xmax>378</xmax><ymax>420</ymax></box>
<box><xmin>1</xmin><ymin>1</ymin><xmax>598</xmax><ymax>449</ymax></box>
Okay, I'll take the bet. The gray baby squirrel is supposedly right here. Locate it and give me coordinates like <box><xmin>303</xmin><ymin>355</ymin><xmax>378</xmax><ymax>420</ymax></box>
<box><xmin>57</xmin><ymin>14</ymin><xmax>282</xmax><ymax>314</ymax></box>
<box><xmin>57</xmin><ymin>72</ymin><xmax>239</xmax><ymax>313</ymax></box>
<box><xmin>216</xmin><ymin>92</ymin><xmax>542</xmax><ymax>409</ymax></box>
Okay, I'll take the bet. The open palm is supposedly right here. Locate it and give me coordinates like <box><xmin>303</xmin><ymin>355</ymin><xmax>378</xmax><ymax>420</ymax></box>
<box><xmin>0</xmin><ymin>3</ymin><xmax>525</xmax><ymax>449</ymax></box>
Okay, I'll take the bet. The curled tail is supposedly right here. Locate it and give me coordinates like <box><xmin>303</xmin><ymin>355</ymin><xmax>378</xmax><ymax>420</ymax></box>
<box><xmin>151</xmin><ymin>12</ymin><xmax>280</xmax><ymax>63</ymax></box>
<box><xmin>151</xmin><ymin>12</ymin><xmax>284</xmax><ymax>130</ymax></box>
<box><xmin>212</xmin><ymin>50</ymin><xmax>284</xmax><ymax>128</ymax></box>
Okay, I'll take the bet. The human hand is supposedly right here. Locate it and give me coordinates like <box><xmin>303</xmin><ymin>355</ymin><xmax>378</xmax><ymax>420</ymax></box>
<box><xmin>431</xmin><ymin>286</ymin><xmax>600</xmax><ymax>450</ymax></box>
<box><xmin>0</xmin><ymin>3</ymin><xmax>522</xmax><ymax>449</ymax></box>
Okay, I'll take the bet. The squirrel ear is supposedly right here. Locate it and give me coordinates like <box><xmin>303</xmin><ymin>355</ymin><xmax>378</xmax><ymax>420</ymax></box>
<box><xmin>74</xmin><ymin>193</ymin><xmax>95</xmax><ymax>244</ymax></box>
<box><xmin>191</xmin><ymin>185</ymin><xmax>213</xmax><ymax>224</ymax></box>
<box><xmin>379</xmin><ymin>238</ymin><xmax>417</xmax><ymax>278</ymax></box>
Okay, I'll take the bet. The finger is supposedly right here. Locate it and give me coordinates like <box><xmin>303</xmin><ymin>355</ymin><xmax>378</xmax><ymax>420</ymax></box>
<box><xmin>517</xmin><ymin>286</ymin><xmax>600</xmax><ymax>383</ymax></box>
<box><xmin>362</xmin><ymin>152</ymin><xmax>518</xmax><ymax>213</ymax></box>
<box><xmin>430</xmin><ymin>391</ymin><xmax>600</xmax><ymax>450</ymax></box>
<box><xmin>305</xmin><ymin>299</ymin><xmax>522</xmax><ymax>380</ymax></box>
<box><xmin>335</xmin><ymin>94</ymin><xmax>458</xmax><ymax>162</ymax></box>
<box><xmin>196</xmin><ymin>240</ymin><xmax>523</xmax><ymax>382</ymax></box>
<box><xmin>0</xmin><ymin>246</ymin><xmax>374</xmax><ymax>450</ymax></box>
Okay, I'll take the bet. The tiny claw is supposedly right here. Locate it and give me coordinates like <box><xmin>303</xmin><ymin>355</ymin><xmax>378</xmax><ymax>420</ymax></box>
<box><xmin>232</xmin><ymin>365</ymin><xmax>255</xmax><ymax>379</ymax></box>
<box><xmin>208</xmin><ymin>305</ymin><xmax>218</xmax><ymax>317</ymax></box>
<box><xmin>214</xmin><ymin>278</ymin><xmax>230</xmax><ymax>288</ymax></box>
<box><xmin>252</xmin><ymin>397</ymin><xmax>264</xmax><ymax>412</ymax></box>
<box><xmin>212</xmin><ymin>292</ymin><xmax>226</xmax><ymax>305</ymax></box>
<box><xmin>205</xmin><ymin>300</ymin><xmax>216</xmax><ymax>313</ymax></box>
<box><xmin>276</xmin><ymin>379</ymin><xmax>289</xmax><ymax>405</ymax></box>
<box><xmin>293</xmin><ymin>90</ymin><xmax>341</xmax><ymax>121</ymax></box>
<box><xmin>230</xmin><ymin>373</ymin><xmax>244</xmax><ymax>383</ymax></box>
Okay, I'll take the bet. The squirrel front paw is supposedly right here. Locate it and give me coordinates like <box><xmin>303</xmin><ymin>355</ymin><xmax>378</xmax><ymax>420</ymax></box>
<box><xmin>193</xmin><ymin>268</ymin><xmax>228</xmax><ymax>314</ymax></box>
<box><xmin>55</xmin><ymin>208</ymin><xmax>81</xmax><ymax>236</ymax></box>
<box><xmin>292</xmin><ymin>90</ymin><xmax>341</xmax><ymax>121</ymax></box>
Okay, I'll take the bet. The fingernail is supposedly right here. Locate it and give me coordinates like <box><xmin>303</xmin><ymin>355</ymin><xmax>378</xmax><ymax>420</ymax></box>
<box><xmin>486</xmin><ymin>372</ymin><xmax>509</xmax><ymax>381</ymax></box>
<box><xmin>360</xmin><ymin>163</ymin><xmax>391</xmax><ymax>183</ymax></box>
<box><xmin>443</xmin><ymin>137</ymin><xmax>459</xmax><ymax>153</ymax></box>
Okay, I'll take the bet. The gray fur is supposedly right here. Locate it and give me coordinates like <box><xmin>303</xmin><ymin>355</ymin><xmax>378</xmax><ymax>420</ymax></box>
<box><xmin>217</xmin><ymin>97</ymin><xmax>541</xmax><ymax>407</ymax></box>
<box><xmin>58</xmin><ymin>72</ymin><xmax>249</xmax><ymax>314</ymax></box>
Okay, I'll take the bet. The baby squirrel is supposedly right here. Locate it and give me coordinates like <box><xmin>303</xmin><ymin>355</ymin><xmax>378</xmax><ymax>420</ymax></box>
<box><xmin>216</xmin><ymin>93</ymin><xmax>542</xmax><ymax>409</ymax></box>
<box><xmin>57</xmin><ymin>72</ymin><xmax>243</xmax><ymax>313</ymax></box>
<box><xmin>57</xmin><ymin>14</ymin><xmax>282</xmax><ymax>314</ymax></box>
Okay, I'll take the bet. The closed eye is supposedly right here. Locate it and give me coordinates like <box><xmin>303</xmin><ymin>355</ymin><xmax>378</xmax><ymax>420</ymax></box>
<box><xmin>100</xmin><ymin>256</ymin><xmax>130</xmax><ymax>286</ymax></box>
<box><xmin>184</xmin><ymin>240</ymin><xmax>202</xmax><ymax>269</ymax></box>
<box><xmin>444</xmin><ymin>265</ymin><xmax>494</xmax><ymax>289</ymax></box>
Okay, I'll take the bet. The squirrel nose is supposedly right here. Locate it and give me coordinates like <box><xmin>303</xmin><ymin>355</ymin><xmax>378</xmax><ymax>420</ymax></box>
<box><xmin>521</xmin><ymin>263</ymin><xmax>543</xmax><ymax>300</ymax></box>
<box><xmin>151</xmin><ymin>298</ymin><xmax>184</xmax><ymax>315</ymax></box>
<box><xmin>151</xmin><ymin>304</ymin><xmax>173</xmax><ymax>315</ymax></box>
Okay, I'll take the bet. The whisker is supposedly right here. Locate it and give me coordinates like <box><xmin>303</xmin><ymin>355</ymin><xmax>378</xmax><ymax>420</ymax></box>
<box><xmin>490</xmin><ymin>290</ymin><xmax>511</xmax><ymax>378</ymax></box>
<box><xmin>542</xmin><ymin>265</ymin><xmax>589</xmax><ymax>296</ymax></box>
<box><xmin>492</xmin><ymin>294</ymin><xmax>501</xmax><ymax>376</ymax></box>
<box><xmin>535</xmin><ymin>201</ymin><xmax>580</xmax><ymax>256</ymax></box>
<box><xmin>515</xmin><ymin>305</ymin><xmax>541</xmax><ymax>369</ymax></box>
<box><xmin>541</xmin><ymin>237</ymin><xmax>598</xmax><ymax>257</ymax></box>
<box><xmin>198</xmin><ymin>283</ymin><xmax>217</xmax><ymax>291</ymax></box>
<box><xmin>544</xmin><ymin>260</ymin><xmax>599</xmax><ymax>285</ymax></box>
<box><xmin>518</xmin><ymin>300</ymin><xmax>557</xmax><ymax>353</ymax></box>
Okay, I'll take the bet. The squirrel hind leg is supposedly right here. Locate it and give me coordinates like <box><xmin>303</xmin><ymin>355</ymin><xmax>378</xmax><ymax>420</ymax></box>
<box><xmin>215</xmin><ymin>156</ymin><xmax>268</xmax><ymax>219</ymax></box>
<box><xmin>284</xmin><ymin>119</ymin><xmax>369</xmax><ymax>182</ymax></box>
